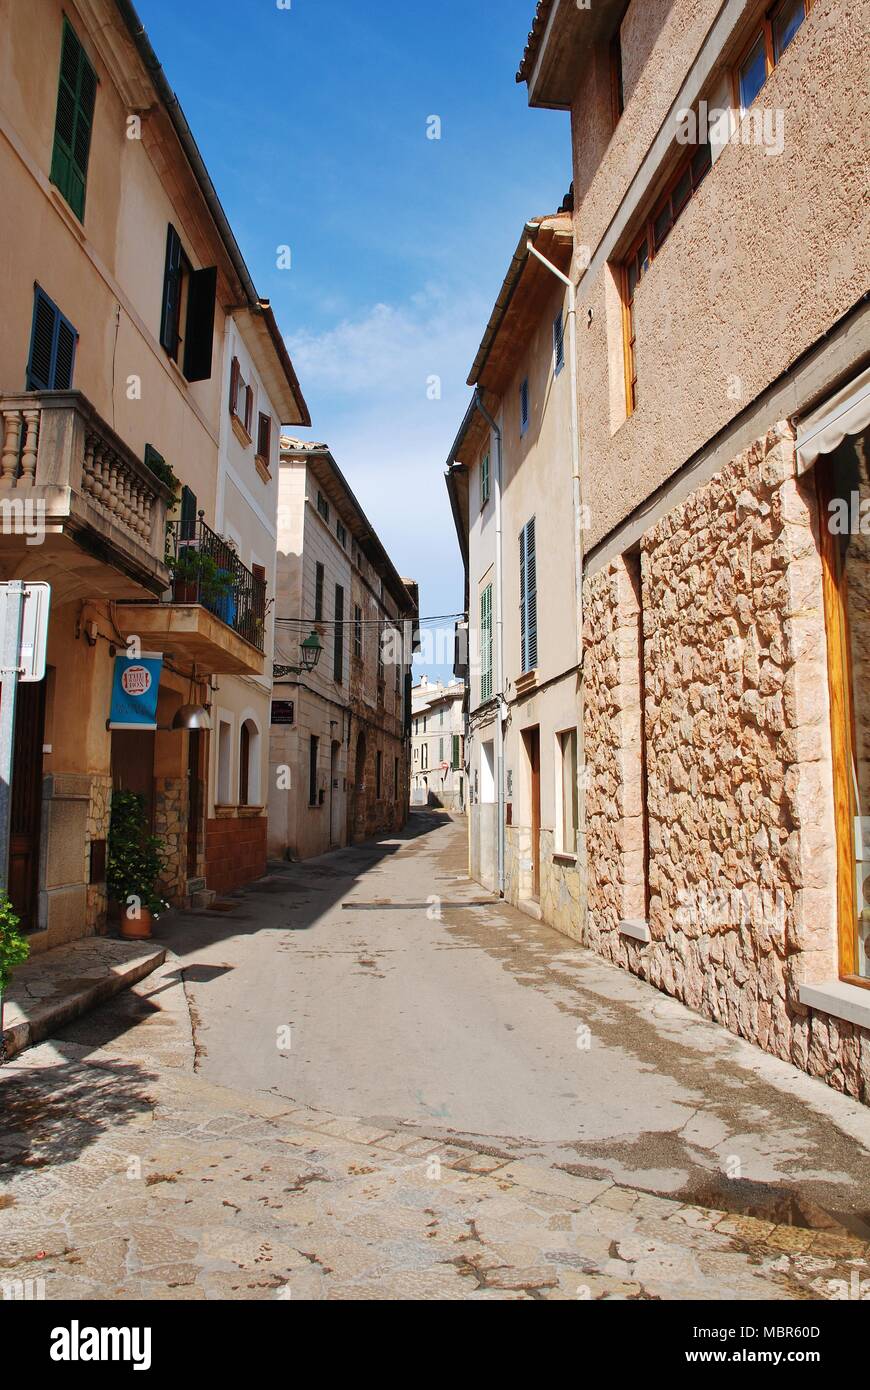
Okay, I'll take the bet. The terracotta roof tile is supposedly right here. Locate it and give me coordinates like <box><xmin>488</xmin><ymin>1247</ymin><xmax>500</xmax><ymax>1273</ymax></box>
<box><xmin>516</xmin><ymin>0</ymin><xmax>555</xmax><ymax>84</ymax></box>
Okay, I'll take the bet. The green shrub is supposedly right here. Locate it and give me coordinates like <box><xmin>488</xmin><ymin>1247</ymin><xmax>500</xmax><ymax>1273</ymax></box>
<box><xmin>0</xmin><ymin>893</ymin><xmax>29</xmax><ymax>995</ymax></box>
<box><xmin>107</xmin><ymin>791</ymin><xmax>168</xmax><ymax>917</ymax></box>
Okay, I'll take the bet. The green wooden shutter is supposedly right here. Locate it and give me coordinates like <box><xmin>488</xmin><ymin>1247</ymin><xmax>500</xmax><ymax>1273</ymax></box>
<box><xmin>160</xmin><ymin>225</ymin><xmax>184</xmax><ymax>357</ymax></box>
<box><xmin>520</xmin><ymin>519</ymin><xmax>538</xmax><ymax>672</ymax></box>
<box><xmin>452</xmin><ymin>734</ymin><xmax>460</xmax><ymax>770</ymax></box>
<box><xmin>183</xmin><ymin>267</ymin><xmax>217</xmax><ymax>382</ymax></box>
<box><xmin>480</xmin><ymin>583</ymin><xmax>492</xmax><ymax>702</ymax></box>
<box><xmin>50</xmin><ymin>22</ymin><xmax>97</xmax><ymax>221</ymax></box>
<box><xmin>334</xmin><ymin>584</ymin><xmax>344</xmax><ymax>683</ymax></box>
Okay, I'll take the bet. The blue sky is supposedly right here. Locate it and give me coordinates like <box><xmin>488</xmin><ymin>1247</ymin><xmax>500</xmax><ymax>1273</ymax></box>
<box><xmin>136</xmin><ymin>0</ymin><xmax>570</xmax><ymax>678</ymax></box>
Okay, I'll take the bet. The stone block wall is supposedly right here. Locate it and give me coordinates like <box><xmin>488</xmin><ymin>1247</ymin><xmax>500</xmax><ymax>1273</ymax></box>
<box><xmin>85</xmin><ymin>774</ymin><xmax>111</xmax><ymax>934</ymax></box>
<box><xmin>154</xmin><ymin>777</ymin><xmax>187</xmax><ymax>905</ymax></box>
<box><xmin>583</xmin><ymin>420</ymin><xmax>870</xmax><ymax>1100</ymax></box>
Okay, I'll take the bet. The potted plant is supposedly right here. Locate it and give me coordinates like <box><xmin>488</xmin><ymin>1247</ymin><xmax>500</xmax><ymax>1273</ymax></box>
<box><xmin>0</xmin><ymin>893</ymin><xmax>29</xmax><ymax>1060</ymax></box>
<box><xmin>169</xmin><ymin>550</ymin><xmax>234</xmax><ymax>610</ymax></box>
<box><xmin>107</xmin><ymin>790</ymin><xmax>168</xmax><ymax>940</ymax></box>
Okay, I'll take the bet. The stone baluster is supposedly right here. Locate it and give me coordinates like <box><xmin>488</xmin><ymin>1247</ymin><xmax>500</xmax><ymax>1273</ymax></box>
<box><xmin>18</xmin><ymin>410</ymin><xmax>40</xmax><ymax>487</ymax></box>
<box><xmin>0</xmin><ymin>410</ymin><xmax>22</xmax><ymax>488</ymax></box>
<box><xmin>83</xmin><ymin>433</ymin><xmax>98</xmax><ymax>503</ymax></box>
<box><xmin>106</xmin><ymin>452</ymin><xmax>120</xmax><ymax>523</ymax></box>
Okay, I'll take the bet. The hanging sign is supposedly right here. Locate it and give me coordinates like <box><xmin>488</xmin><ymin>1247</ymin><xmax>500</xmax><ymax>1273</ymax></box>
<box><xmin>109</xmin><ymin>653</ymin><xmax>163</xmax><ymax>730</ymax></box>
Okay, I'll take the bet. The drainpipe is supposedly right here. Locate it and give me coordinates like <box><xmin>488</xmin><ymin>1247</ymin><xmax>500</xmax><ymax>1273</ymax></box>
<box><xmin>474</xmin><ymin>390</ymin><xmax>506</xmax><ymax>898</ymax></box>
<box><xmin>525</xmin><ymin>242</ymin><xmax>584</xmax><ymax>663</ymax></box>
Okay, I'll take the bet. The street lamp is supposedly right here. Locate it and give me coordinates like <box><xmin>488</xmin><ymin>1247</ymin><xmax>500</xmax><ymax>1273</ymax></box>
<box><xmin>273</xmin><ymin>630</ymin><xmax>323</xmax><ymax>680</ymax></box>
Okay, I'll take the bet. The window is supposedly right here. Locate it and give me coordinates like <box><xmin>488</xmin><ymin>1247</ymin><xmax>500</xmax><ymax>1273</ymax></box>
<box><xmin>308</xmin><ymin>735</ymin><xmax>319</xmax><ymax>807</ymax></box>
<box><xmin>520</xmin><ymin>378</ymin><xmax>530</xmax><ymax>436</ymax></box>
<box><xmin>314</xmin><ymin>562</ymin><xmax>324</xmax><ymax>622</ymax></box>
<box><xmin>553</xmin><ymin>310</ymin><xmax>565</xmax><ymax>376</ymax></box>
<box><xmin>238</xmin><ymin>719</ymin><xmax>259</xmax><ymax>807</ymax></box>
<box><xmin>50</xmin><ymin>21</ymin><xmax>97</xmax><ymax>221</ymax></box>
<box><xmin>160</xmin><ymin>226</ymin><xmax>216</xmax><ymax>381</ymax></box>
<box><xmin>257</xmin><ymin>412</ymin><xmax>272</xmax><ymax>464</ymax></box>
<box><xmin>179</xmin><ymin>484</ymin><xmax>197</xmax><ymax>541</ymax></box>
<box><xmin>376</xmin><ymin>750</ymin><xmax>383</xmax><ymax>799</ymax></box>
<box><xmin>228</xmin><ymin>355</ymin><xmax>254</xmax><ymax>433</ymax></box>
<box><xmin>620</xmin><ymin>141</ymin><xmax>711</xmax><ymax>415</ymax></box>
<box><xmin>557</xmin><ymin>729</ymin><xmax>579</xmax><ymax>855</ymax></box>
<box><xmin>452</xmin><ymin>734</ymin><xmax>462</xmax><ymax>771</ymax></box>
<box><xmin>217</xmin><ymin>718</ymin><xmax>232</xmax><ymax>805</ymax></box>
<box><xmin>353</xmin><ymin>605</ymin><xmax>363</xmax><ymax>660</ymax></box>
<box><xmin>735</xmin><ymin>0</ymin><xmax>813</xmax><ymax>111</ymax></box>
<box><xmin>421</xmin><ymin>742</ymin><xmax>429</xmax><ymax>771</ymax></box>
<box><xmin>519</xmin><ymin>518</ymin><xmax>538</xmax><ymax>673</ymax></box>
<box><xmin>336</xmin><ymin>520</ymin><xmax>347</xmax><ymax>547</ymax></box>
<box><xmin>394</xmin><ymin>757</ymin><xmax>399</xmax><ymax>794</ymax></box>
<box><xmin>377</xmin><ymin>628</ymin><xmax>385</xmax><ymax>683</ymax></box>
<box><xmin>316</xmin><ymin>490</ymin><xmax>330</xmax><ymax>523</ymax></box>
<box><xmin>480</xmin><ymin>582</ymin><xmax>493</xmax><ymax>702</ymax></box>
<box><xmin>480</xmin><ymin>451</ymin><xmax>490</xmax><ymax>508</ymax></box>
<box><xmin>333</xmin><ymin>583</ymin><xmax>344</xmax><ymax>683</ymax></box>
<box><xmin>438</xmin><ymin>738</ymin><xmax>444</xmax><ymax>763</ymax></box>
<box><xmin>26</xmin><ymin>288</ymin><xmax>77</xmax><ymax>391</ymax></box>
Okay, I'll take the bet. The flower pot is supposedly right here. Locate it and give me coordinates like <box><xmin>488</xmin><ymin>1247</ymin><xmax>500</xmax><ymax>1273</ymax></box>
<box><xmin>119</xmin><ymin>906</ymin><xmax>154</xmax><ymax>940</ymax></box>
<box><xmin>173</xmin><ymin>579</ymin><xmax>198</xmax><ymax>604</ymax></box>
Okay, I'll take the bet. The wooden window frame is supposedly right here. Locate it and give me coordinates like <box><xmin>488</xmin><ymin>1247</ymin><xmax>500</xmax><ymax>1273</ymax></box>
<box><xmin>229</xmin><ymin>356</ymin><xmax>254</xmax><ymax>439</ymax></box>
<box><xmin>817</xmin><ymin>462</ymin><xmax>869</xmax><ymax>990</ymax></box>
<box><xmin>480</xmin><ymin>450</ymin><xmax>490</xmax><ymax>509</ymax></box>
<box><xmin>256</xmin><ymin>411</ymin><xmax>272</xmax><ymax>467</ymax></box>
<box><xmin>619</xmin><ymin>140</ymin><xmax>711</xmax><ymax>417</ymax></box>
<box><xmin>731</xmin><ymin>0</ymin><xmax>815</xmax><ymax>112</ymax></box>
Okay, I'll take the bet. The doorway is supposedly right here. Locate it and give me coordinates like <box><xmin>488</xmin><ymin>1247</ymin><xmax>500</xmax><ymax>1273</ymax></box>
<box><xmin>6</xmin><ymin>679</ymin><xmax>46</xmax><ymax>932</ymax></box>
<box><xmin>187</xmin><ymin>729</ymin><xmax>203</xmax><ymax>879</ymax></box>
<box><xmin>329</xmin><ymin>739</ymin><xmax>342</xmax><ymax>847</ymax></box>
<box><xmin>523</xmin><ymin>725</ymin><xmax>541</xmax><ymax>900</ymax></box>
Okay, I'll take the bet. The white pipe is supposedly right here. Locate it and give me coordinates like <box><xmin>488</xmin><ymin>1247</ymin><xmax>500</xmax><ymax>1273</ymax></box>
<box><xmin>475</xmin><ymin>390</ymin><xmax>506</xmax><ymax>897</ymax></box>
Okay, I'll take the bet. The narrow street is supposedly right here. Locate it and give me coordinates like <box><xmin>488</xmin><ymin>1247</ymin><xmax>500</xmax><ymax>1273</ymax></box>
<box><xmin>2</xmin><ymin>814</ymin><xmax>868</xmax><ymax>1301</ymax></box>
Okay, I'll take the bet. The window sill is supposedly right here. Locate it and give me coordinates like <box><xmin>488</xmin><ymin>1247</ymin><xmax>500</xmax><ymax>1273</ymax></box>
<box><xmin>619</xmin><ymin>918</ymin><xmax>651</xmax><ymax>944</ymax></box>
<box><xmin>552</xmin><ymin>851</ymin><xmax>577</xmax><ymax>866</ymax></box>
<box><xmin>254</xmin><ymin>454</ymin><xmax>271</xmax><ymax>483</ymax></box>
<box><xmin>231</xmin><ymin>413</ymin><xmax>252</xmax><ymax>448</ymax></box>
<box><xmin>798</xmin><ymin>980</ymin><xmax>870</xmax><ymax>1030</ymax></box>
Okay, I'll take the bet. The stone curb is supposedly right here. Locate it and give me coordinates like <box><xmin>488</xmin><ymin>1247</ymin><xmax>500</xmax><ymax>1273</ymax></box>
<box><xmin>1</xmin><ymin>943</ymin><xmax>166</xmax><ymax>1061</ymax></box>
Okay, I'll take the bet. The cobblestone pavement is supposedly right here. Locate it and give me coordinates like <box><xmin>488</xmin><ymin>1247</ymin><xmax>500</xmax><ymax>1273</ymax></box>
<box><xmin>1</xmin><ymin>815</ymin><xmax>869</xmax><ymax>1301</ymax></box>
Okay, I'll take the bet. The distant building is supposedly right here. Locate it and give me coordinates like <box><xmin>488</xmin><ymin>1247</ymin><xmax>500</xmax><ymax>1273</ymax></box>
<box><xmin>410</xmin><ymin>677</ymin><xmax>466</xmax><ymax>811</ymax></box>
<box><xmin>268</xmin><ymin>440</ymin><xmax>418</xmax><ymax>860</ymax></box>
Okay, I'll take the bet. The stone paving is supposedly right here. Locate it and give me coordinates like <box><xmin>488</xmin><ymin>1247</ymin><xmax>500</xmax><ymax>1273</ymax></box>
<box><xmin>0</xmin><ymin>963</ymin><xmax>868</xmax><ymax>1301</ymax></box>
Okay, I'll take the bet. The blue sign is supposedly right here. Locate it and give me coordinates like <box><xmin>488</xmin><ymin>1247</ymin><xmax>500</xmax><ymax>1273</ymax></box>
<box><xmin>109</xmin><ymin>654</ymin><xmax>163</xmax><ymax>730</ymax></box>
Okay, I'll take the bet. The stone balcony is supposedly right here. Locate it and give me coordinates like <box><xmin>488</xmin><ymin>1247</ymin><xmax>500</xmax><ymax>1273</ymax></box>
<box><xmin>0</xmin><ymin>391</ymin><xmax>173</xmax><ymax>601</ymax></box>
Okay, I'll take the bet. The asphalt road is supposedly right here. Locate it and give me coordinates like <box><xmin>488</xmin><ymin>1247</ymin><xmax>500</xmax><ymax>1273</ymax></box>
<box><xmin>161</xmin><ymin>812</ymin><xmax>870</xmax><ymax>1230</ymax></box>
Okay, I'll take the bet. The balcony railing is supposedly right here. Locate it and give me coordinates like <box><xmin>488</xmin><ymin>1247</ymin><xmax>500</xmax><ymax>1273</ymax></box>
<box><xmin>0</xmin><ymin>390</ymin><xmax>173</xmax><ymax>593</ymax></box>
<box><xmin>166</xmin><ymin>515</ymin><xmax>266</xmax><ymax>652</ymax></box>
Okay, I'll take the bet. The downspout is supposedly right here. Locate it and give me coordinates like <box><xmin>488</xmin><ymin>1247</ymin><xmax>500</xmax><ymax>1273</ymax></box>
<box><xmin>475</xmin><ymin>389</ymin><xmax>506</xmax><ymax>898</ymax></box>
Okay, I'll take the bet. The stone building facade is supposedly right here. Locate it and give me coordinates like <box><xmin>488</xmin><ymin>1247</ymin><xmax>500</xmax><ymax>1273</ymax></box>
<box><xmin>448</xmin><ymin>0</ymin><xmax>870</xmax><ymax>1098</ymax></box>
<box><xmin>410</xmin><ymin>677</ymin><xmax>466</xmax><ymax>809</ymax></box>
<box><xmin>268</xmin><ymin>440</ymin><xmax>417</xmax><ymax>861</ymax></box>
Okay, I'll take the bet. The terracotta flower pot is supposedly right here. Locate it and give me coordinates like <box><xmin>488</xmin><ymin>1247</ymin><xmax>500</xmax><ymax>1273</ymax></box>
<box><xmin>119</xmin><ymin>906</ymin><xmax>154</xmax><ymax>940</ymax></box>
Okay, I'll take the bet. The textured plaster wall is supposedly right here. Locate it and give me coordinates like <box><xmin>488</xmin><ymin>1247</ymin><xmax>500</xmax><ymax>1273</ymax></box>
<box><xmin>583</xmin><ymin>422</ymin><xmax>870</xmax><ymax>1100</ymax></box>
<box><xmin>574</xmin><ymin>0</ymin><xmax>869</xmax><ymax>549</ymax></box>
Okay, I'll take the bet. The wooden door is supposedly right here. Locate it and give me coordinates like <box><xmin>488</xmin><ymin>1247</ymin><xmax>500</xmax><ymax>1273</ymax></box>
<box><xmin>525</xmin><ymin>726</ymin><xmax>541</xmax><ymax>900</ymax></box>
<box><xmin>7</xmin><ymin>679</ymin><xmax>46</xmax><ymax>932</ymax></box>
<box><xmin>187</xmin><ymin>729</ymin><xmax>203</xmax><ymax>879</ymax></box>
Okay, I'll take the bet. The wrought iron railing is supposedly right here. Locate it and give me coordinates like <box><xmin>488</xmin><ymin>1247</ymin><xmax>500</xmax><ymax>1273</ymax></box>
<box><xmin>166</xmin><ymin>515</ymin><xmax>266</xmax><ymax>651</ymax></box>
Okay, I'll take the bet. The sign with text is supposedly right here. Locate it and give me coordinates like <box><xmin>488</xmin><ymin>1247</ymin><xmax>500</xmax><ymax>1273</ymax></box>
<box><xmin>109</xmin><ymin>654</ymin><xmax>163</xmax><ymax>730</ymax></box>
<box><xmin>271</xmin><ymin>700</ymin><xmax>295</xmax><ymax>726</ymax></box>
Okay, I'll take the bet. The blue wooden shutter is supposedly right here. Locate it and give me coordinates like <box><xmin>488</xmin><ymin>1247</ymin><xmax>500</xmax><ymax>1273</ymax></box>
<box><xmin>160</xmin><ymin>225</ymin><xmax>183</xmax><ymax>357</ymax></box>
<box><xmin>27</xmin><ymin>288</ymin><xmax>78</xmax><ymax>391</ymax></box>
<box><xmin>51</xmin><ymin>21</ymin><xmax>97</xmax><ymax>221</ymax></box>
<box><xmin>553</xmin><ymin>310</ymin><xmax>565</xmax><ymax>375</ymax></box>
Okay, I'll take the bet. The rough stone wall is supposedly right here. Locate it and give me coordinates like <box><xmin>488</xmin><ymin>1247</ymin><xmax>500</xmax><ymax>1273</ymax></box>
<box><xmin>154</xmin><ymin>777</ymin><xmax>187</xmax><ymax>905</ymax></box>
<box><xmin>583</xmin><ymin>421</ymin><xmax>870</xmax><ymax>1101</ymax></box>
<box><xmin>85</xmin><ymin>774</ymin><xmax>111</xmax><ymax>933</ymax></box>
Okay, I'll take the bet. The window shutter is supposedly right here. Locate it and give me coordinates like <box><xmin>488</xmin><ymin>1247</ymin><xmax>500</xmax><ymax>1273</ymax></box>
<box><xmin>51</xmin><ymin>22</ymin><xmax>96</xmax><ymax>221</ymax></box>
<box><xmin>26</xmin><ymin>288</ymin><xmax>78</xmax><ymax>391</ymax></box>
<box><xmin>245</xmin><ymin>385</ymin><xmax>254</xmax><ymax>434</ymax></box>
<box><xmin>180</xmin><ymin>484</ymin><xmax>197</xmax><ymax>541</ymax></box>
<box><xmin>520</xmin><ymin>379</ymin><xmax>529</xmax><ymax>433</ymax></box>
<box><xmin>257</xmin><ymin>412</ymin><xmax>272</xmax><ymax>461</ymax></box>
<box><xmin>554</xmin><ymin>311</ymin><xmax>565</xmax><ymax>375</ymax></box>
<box><xmin>229</xmin><ymin>356</ymin><xmax>240</xmax><ymax>415</ymax></box>
<box><xmin>183</xmin><ymin>266</ymin><xmax>217</xmax><ymax>382</ymax></box>
<box><xmin>526</xmin><ymin>518</ymin><xmax>538</xmax><ymax>669</ymax></box>
<box><xmin>160</xmin><ymin>225</ymin><xmax>183</xmax><ymax>356</ymax></box>
<box><xmin>314</xmin><ymin>562</ymin><xmax>324</xmax><ymax>621</ymax></box>
<box><xmin>480</xmin><ymin>584</ymin><xmax>492</xmax><ymax>702</ymax></box>
<box><xmin>27</xmin><ymin>291</ymin><xmax>59</xmax><ymax>391</ymax></box>
<box><xmin>334</xmin><ymin>584</ymin><xmax>345</xmax><ymax>683</ymax></box>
